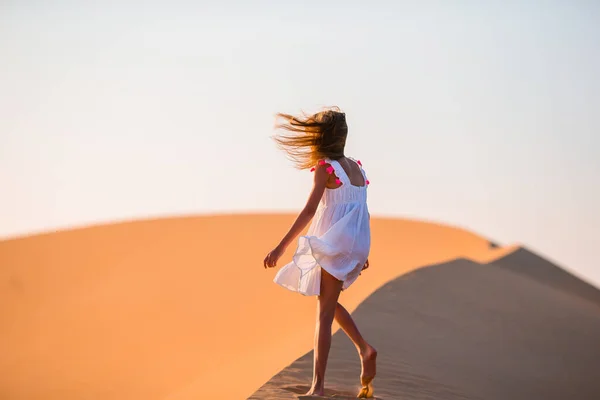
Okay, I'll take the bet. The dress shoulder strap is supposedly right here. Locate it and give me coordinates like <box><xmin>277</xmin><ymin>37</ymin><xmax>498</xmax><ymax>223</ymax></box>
<box><xmin>310</xmin><ymin>157</ymin><xmax>369</xmax><ymax>186</ymax></box>
<box><xmin>326</xmin><ymin>159</ymin><xmax>350</xmax><ymax>185</ymax></box>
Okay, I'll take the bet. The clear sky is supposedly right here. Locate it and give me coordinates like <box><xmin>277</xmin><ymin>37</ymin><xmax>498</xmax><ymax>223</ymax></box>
<box><xmin>1</xmin><ymin>1</ymin><xmax>599</xmax><ymax>287</ymax></box>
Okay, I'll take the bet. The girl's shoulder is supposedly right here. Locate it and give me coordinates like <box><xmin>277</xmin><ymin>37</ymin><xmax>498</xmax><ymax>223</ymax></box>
<box><xmin>347</xmin><ymin>156</ymin><xmax>365</xmax><ymax>168</ymax></box>
<box><xmin>310</xmin><ymin>158</ymin><xmax>334</xmax><ymax>172</ymax></box>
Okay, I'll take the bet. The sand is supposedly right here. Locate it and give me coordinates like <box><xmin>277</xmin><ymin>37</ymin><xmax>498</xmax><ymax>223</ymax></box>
<box><xmin>251</xmin><ymin>252</ymin><xmax>600</xmax><ymax>399</ymax></box>
<box><xmin>1</xmin><ymin>214</ymin><xmax>597</xmax><ymax>399</ymax></box>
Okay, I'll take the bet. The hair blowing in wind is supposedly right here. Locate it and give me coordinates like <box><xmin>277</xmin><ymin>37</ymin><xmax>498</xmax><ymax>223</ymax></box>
<box><xmin>273</xmin><ymin>106</ymin><xmax>348</xmax><ymax>169</ymax></box>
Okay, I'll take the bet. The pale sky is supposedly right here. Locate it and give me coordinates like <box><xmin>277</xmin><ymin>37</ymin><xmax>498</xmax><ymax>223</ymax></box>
<box><xmin>1</xmin><ymin>1</ymin><xmax>599</xmax><ymax>287</ymax></box>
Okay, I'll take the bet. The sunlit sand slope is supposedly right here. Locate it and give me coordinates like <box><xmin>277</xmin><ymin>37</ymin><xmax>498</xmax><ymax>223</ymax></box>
<box><xmin>1</xmin><ymin>214</ymin><xmax>524</xmax><ymax>399</ymax></box>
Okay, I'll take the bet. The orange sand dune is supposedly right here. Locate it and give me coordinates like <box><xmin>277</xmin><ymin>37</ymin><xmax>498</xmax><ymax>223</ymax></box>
<box><xmin>0</xmin><ymin>214</ymin><xmax>515</xmax><ymax>399</ymax></box>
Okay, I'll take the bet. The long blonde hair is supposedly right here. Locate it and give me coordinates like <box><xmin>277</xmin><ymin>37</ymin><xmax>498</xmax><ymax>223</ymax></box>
<box><xmin>273</xmin><ymin>106</ymin><xmax>348</xmax><ymax>170</ymax></box>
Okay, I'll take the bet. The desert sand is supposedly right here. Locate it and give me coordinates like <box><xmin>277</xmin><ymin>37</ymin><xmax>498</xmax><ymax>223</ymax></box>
<box><xmin>251</xmin><ymin>250</ymin><xmax>600</xmax><ymax>399</ymax></box>
<box><xmin>1</xmin><ymin>214</ymin><xmax>599</xmax><ymax>399</ymax></box>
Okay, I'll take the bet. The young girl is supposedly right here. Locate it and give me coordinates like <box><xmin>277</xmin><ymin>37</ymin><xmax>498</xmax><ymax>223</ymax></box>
<box><xmin>263</xmin><ymin>107</ymin><xmax>377</xmax><ymax>398</ymax></box>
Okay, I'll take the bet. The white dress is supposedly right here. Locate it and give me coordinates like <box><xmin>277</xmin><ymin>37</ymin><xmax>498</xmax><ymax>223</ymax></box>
<box><xmin>274</xmin><ymin>157</ymin><xmax>371</xmax><ymax>296</ymax></box>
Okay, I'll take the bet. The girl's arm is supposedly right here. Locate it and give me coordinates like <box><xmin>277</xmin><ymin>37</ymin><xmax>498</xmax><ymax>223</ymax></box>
<box><xmin>264</xmin><ymin>164</ymin><xmax>329</xmax><ymax>268</ymax></box>
<box><xmin>278</xmin><ymin>165</ymin><xmax>328</xmax><ymax>248</ymax></box>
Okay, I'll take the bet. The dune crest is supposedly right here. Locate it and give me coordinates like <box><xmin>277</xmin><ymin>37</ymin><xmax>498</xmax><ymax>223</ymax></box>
<box><xmin>1</xmin><ymin>214</ymin><xmax>522</xmax><ymax>399</ymax></box>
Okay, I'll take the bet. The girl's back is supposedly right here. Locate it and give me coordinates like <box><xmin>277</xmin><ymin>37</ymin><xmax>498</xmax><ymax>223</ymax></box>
<box><xmin>319</xmin><ymin>156</ymin><xmax>370</xmax><ymax>208</ymax></box>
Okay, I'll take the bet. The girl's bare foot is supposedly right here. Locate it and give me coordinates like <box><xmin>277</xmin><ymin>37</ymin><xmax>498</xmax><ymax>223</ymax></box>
<box><xmin>359</xmin><ymin>344</ymin><xmax>377</xmax><ymax>396</ymax></box>
<box><xmin>357</xmin><ymin>382</ymin><xmax>374</xmax><ymax>398</ymax></box>
<box><xmin>304</xmin><ymin>386</ymin><xmax>325</xmax><ymax>397</ymax></box>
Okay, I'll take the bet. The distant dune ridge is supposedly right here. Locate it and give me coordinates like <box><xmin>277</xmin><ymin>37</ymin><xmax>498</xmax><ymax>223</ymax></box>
<box><xmin>1</xmin><ymin>214</ymin><xmax>599</xmax><ymax>399</ymax></box>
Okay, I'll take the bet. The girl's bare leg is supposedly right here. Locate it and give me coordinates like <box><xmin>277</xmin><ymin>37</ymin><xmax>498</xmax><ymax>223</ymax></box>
<box><xmin>306</xmin><ymin>269</ymin><xmax>343</xmax><ymax>396</ymax></box>
<box><xmin>334</xmin><ymin>303</ymin><xmax>377</xmax><ymax>390</ymax></box>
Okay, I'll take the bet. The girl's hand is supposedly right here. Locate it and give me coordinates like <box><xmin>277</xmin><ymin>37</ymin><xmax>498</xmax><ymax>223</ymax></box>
<box><xmin>264</xmin><ymin>244</ymin><xmax>286</xmax><ymax>269</ymax></box>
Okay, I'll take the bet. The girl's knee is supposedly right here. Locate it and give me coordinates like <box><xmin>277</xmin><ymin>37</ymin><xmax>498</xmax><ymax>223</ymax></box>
<box><xmin>318</xmin><ymin>308</ymin><xmax>336</xmax><ymax>325</ymax></box>
<box><xmin>318</xmin><ymin>299</ymin><xmax>337</xmax><ymax>323</ymax></box>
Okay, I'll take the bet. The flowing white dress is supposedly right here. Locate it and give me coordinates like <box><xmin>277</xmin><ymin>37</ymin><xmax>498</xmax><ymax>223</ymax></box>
<box><xmin>274</xmin><ymin>157</ymin><xmax>371</xmax><ymax>296</ymax></box>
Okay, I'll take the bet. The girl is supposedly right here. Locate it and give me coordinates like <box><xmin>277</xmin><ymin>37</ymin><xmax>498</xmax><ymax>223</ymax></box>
<box><xmin>264</xmin><ymin>107</ymin><xmax>377</xmax><ymax>398</ymax></box>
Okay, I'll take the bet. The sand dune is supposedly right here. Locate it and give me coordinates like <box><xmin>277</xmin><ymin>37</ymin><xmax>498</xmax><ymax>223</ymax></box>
<box><xmin>252</xmin><ymin>252</ymin><xmax>600</xmax><ymax>399</ymax></box>
<box><xmin>491</xmin><ymin>247</ymin><xmax>600</xmax><ymax>306</ymax></box>
<box><xmin>1</xmin><ymin>214</ymin><xmax>593</xmax><ymax>399</ymax></box>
